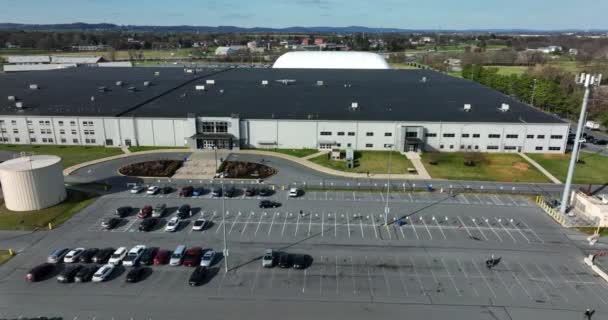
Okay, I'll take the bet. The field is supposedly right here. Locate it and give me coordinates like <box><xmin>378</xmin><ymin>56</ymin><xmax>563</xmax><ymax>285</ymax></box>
<box><xmin>309</xmin><ymin>151</ymin><xmax>413</xmax><ymax>174</ymax></box>
<box><xmin>0</xmin><ymin>48</ymin><xmax>217</xmax><ymax>61</ymax></box>
<box><xmin>421</xmin><ymin>152</ymin><xmax>550</xmax><ymax>182</ymax></box>
<box><xmin>526</xmin><ymin>152</ymin><xmax>608</xmax><ymax>184</ymax></box>
<box><xmin>0</xmin><ymin>190</ymin><xmax>96</xmax><ymax>231</ymax></box>
<box><xmin>0</xmin><ymin>145</ymin><xmax>123</xmax><ymax>168</ymax></box>
<box><xmin>266</xmin><ymin>148</ymin><xmax>319</xmax><ymax>158</ymax></box>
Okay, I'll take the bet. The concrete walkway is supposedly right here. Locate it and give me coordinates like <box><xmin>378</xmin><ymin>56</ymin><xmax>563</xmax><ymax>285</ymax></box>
<box><xmin>302</xmin><ymin>151</ymin><xmax>328</xmax><ymax>160</ymax></box>
<box><xmin>405</xmin><ymin>152</ymin><xmax>432</xmax><ymax>179</ymax></box>
<box><xmin>518</xmin><ymin>153</ymin><xmax>562</xmax><ymax>184</ymax></box>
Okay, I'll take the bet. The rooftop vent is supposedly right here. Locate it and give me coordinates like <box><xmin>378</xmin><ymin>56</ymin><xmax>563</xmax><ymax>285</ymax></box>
<box><xmin>206</xmin><ymin>80</ymin><xmax>215</xmax><ymax>85</ymax></box>
<box><xmin>116</xmin><ymin>81</ymin><xmax>123</xmax><ymax>86</ymax></box>
<box><xmin>127</xmin><ymin>87</ymin><xmax>136</xmax><ymax>92</ymax></box>
<box><xmin>29</xmin><ymin>84</ymin><xmax>39</xmax><ymax>90</ymax></box>
<box><xmin>8</xmin><ymin>96</ymin><xmax>16</xmax><ymax>101</ymax></box>
<box><xmin>90</xmin><ymin>96</ymin><xmax>95</xmax><ymax>102</ymax></box>
<box><xmin>185</xmin><ymin>69</ymin><xmax>194</xmax><ymax>73</ymax></box>
<box><xmin>316</xmin><ymin>80</ymin><xmax>324</xmax><ymax>86</ymax></box>
<box><xmin>219</xmin><ymin>89</ymin><xmax>225</xmax><ymax>94</ymax></box>
<box><xmin>143</xmin><ymin>81</ymin><xmax>151</xmax><ymax>86</ymax></box>
<box><xmin>154</xmin><ymin>71</ymin><xmax>160</xmax><ymax>76</ymax></box>
<box><xmin>464</xmin><ymin>104</ymin><xmax>472</xmax><ymax>112</ymax></box>
<box><xmin>195</xmin><ymin>85</ymin><xmax>206</xmax><ymax>91</ymax></box>
<box><xmin>15</xmin><ymin>102</ymin><xmax>24</xmax><ymax>109</ymax></box>
<box><xmin>420</xmin><ymin>77</ymin><xmax>428</xmax><ymax>83</ymax></box>
<box><xmin>261</xmin><ymin>80</ymin><xmax>269</xmax><ymax>86</ymax></box>
<box><xmin>97</xmin><ymin>86</ymin><xmax>107</xmax><ymax>92</ymax></box>
<box><xmin>500</xmin><ymin>103</ymin><xmax>510</xmax><ymax>112</ymax></box>
<box><xmin>350</xmin><ymin>102</ymin><xmax>359</xmax><ymax>111</ymax></box>
<box><xmin>277</xmin><ymin>79</ymin><xmax>296</xmax><ymax>85</ymax></box>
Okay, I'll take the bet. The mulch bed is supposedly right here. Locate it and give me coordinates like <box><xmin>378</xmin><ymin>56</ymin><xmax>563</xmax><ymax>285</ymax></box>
<box><xmin>119</xmin><ymin>160</ymin><xmax>183</xmax><ymax>177</ymax></box>
<box><xmin>220</xmin><ymin>161</ymin><xmax>276</xmax><ymax>179</ymax></box>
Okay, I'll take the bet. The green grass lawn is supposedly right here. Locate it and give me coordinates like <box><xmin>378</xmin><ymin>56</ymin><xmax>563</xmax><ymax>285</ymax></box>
<box><xmin>0</xmin><ymin>250</ymin><xmax>11</xmax><ymax>265</ymax></box>
<box><xmin>0</xmin><ymin>190</ymin><xmax>96</xmax><ymax>231</ymax></box>
<box><xmin>128</xmin><ymin>146</ymin><xmax>187</xmax><ymax>153</ymax></box>
<box><xmin>421</xmin><ymin>152</ymin><xmax>550</xmax><ymax>182</ymax></box>
<box><xmin>390</xmin><ymin>63</ymin><xmax>421</xmax><ymax>70</ymax></box>
<box><xmin>526</xmin><ymin>152</ymin><xmax>608</xmax><ymax>184</ymax></box>
<box><xmin>266</xmin><ymin>148</ymin><xmax>319</xmax><ymax>158</ymax></box>
<box><xmin>0</xmin><ymin>145</ymin><xmax>123</xmax><ymax>168</ymax></box>
<box><xmin>309</xmin><ymin>151</ymin><xmax>413</xmax><ymax>174</ymax></box>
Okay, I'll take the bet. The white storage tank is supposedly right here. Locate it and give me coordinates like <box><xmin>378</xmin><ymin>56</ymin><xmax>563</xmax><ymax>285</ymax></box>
<box><xmin>0</xmin><ymin>155</ymin><xmax>66</xmax><ymax>211</ymax></box>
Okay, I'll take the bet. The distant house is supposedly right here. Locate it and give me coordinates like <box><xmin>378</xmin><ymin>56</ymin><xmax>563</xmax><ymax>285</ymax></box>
<box><xmin>71</xmin><ymin>44</ymin><xmax>110</xmax><ymax>51</ymax></box>
<box><xmin>7</xmin><ymin>55</ymin><xmax>51</xmax><ymax>64</ymax></box>
<box><xmin>215</xmin><ymin>46</ymin><xmax>247</xmax><ymax>56</ymax></box>
<box><xmin>568</xmin><ymin>48</ymin><xmax>579</xmax><ymax>55</ymax></box>
<box><xmin>421</xmin><ymin>37</ymin><xmax>434</xmax><ymax>43</ymax></box>
<box><xmin>247</xmin><ymin>41</ymin><xmax>258</xmax><ymax>49</ymax></box>
<box><xmin>443</xmin><ymin>58</ymin><xmax>462</xmax><ymax>72</ymax></box>
<box><xmin>529</xmin><ymin>46</ymin><xmax>562</xmax><ymax>54</ymax></box>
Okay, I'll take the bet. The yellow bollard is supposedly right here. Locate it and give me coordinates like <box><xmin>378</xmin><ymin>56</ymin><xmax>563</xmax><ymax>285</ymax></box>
<box><xmin>8</xmin><ymin>249</ymin><xmax>14</xmax><ymax>256</ymax></box>
<box><xmin>48</xmin><ymin>223</ymin><xmax>52</xmax><ymax>230</ymax></box>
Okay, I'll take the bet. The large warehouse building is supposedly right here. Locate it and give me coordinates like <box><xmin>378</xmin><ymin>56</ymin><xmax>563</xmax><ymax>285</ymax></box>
<box><xmin>0</xmin><ymin>52</ymin><xmax>569</xmax><ymax>154</ymax></box>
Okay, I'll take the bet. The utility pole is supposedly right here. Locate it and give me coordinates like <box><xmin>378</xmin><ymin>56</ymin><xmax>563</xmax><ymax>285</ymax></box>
<box><xmin>384</xmin><ymin>146</ymin><xmax>393</xmax><ymax>225</ymax></box>
<box><xmin>222</xmin><ymin>181</ymin><xmax>228</xmax><ymax>273</ymax></box>
<box><xmin>560</xmin><ymin>73</ymin><xmax>602</xmax><ymax>214</ymax></box>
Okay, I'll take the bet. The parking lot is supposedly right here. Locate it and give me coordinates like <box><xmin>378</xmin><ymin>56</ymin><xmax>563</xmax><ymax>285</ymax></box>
<box><xmin>0</xmin><ymin>187</ymin><xmax>604</xmax><ymax>319</ymax></box>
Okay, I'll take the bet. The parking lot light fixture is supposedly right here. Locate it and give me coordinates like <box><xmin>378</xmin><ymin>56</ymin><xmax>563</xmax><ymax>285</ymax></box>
<box><xmin>384</xmin><ymin>145</ymin><xmax>394</xmax><ymax>225</ymax></box>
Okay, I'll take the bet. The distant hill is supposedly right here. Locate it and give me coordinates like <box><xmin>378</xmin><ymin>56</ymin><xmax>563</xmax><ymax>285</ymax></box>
<box><xmin>0</xmin><ymin>23</ymin><xmax>605</xmax><ymax>34</ymax></box>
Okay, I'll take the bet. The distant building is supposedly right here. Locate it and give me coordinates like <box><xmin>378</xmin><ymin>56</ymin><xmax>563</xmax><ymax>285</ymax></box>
<box><xmin>568</xmin><ymin>48</ymin><xmax>579</xmax><ymax>55</ymax></box>
<box><xmin>529</xmin><ymin>46</ymin><xmax>563</xmax><ymax>54</ymax></box>
<box><xmin>443</xmin><ymin>58</ymin><xmax>462</xmax><ymax>72</ymax></box>
<box><xmin>51</xmin><ymin>56</ymin><xmax>105</xmax><ymax>64</ymax></box>
<box><xmin>215</xmin><ymin>46</ymin><xmax>247</xmax><ymax>56</ymax></box>
<box><xmin>71</xmin><ymin>44</ymin><xmax>110</xmax><ymax>51</ymax></box>
<box><xmin>5</xmin><ymin>42</ymin><xmax>20</xmax><ymax>49</ymax></box>
<box><xmin>314</xmin><ymin>38</ymin><xmax>325</xmax><ymax>45</ymax></box>
<box><xmin>7</xmin><ymin>56</ymin><xmax>51</xmax><ymax>64</ymax></box>
<box><xmin>247</xmin><ymin>41</ymin><xmax>258</xmax><ymax>49</ymax></box>
<box><xmin>421</xmin><ymin>37</ymin><xmax>434</xmax><ymax>43</ymax></box>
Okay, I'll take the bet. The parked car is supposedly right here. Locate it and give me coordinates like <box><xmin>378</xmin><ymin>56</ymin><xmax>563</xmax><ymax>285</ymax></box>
<box><xmin>63</xmin><ymin>248</ymin><xmax>85</xmax><ymax>263</ymax></box>
<box><xmin>183</xmin><ymin>247</ymin><xmax>203</xmax><ymax>267</ymax></box>
<box><xmin>74</xmin><ymin>265</ymin><xmax>98</xmax><ymax>282</ymax></box>
<box><xmin>138</xmin><ymin>218</ymin><xmax>158</xmax><ymax>232</ymax></box>
<box><xmin>152</xmin><ymin>203</ymin><xmax>167</xmax><ymax>218</ymax></box>
<box><xmin>47</xmin><ymin>248</ymin><xmax>70</xmax><ymax>264</ymax></box>
<box><xmin>26</xmin><ymin>263</ymin><xmax>55</xmax><ymax>282</ymax></box>
<box><xmin>115</xmin><ymin>206</ymin><xmax>132</xmax><ymax>218</ymax></box>
<box><xmin>278</xmin><ymin>252</ymin><xmax>291</xmax><ymax>268</ymax></box>
<box><xmin>122</xmin><ymin>245</ymin><xmax>146</xmax><ymax>267</ymax></box>
<box><xmin>258</xmin><ymin>188</ymin><xmax>273</xmax><ymax>197</ymax></box>
<box><xmin>125</xmin><ymin>266</ymin><xmax>147</xmax><ymax>283</ymax></box>
<box><xmin>78</xmin><ymin>248</ymin><xmax>99</xmax><ymax>263</ymax></box>
<box><xmin>102</xmin><ymin>217</ymin><xmax>121</xmax><ymax>230</ymax></box>
<box><xmin>57</xmin><ymin>264</ymin><xmax>82</xmax><ymax>283</ymax></box>
<box><xmin>137</xmin><ymin>205</ymin><xmax>153</xmax><ymax>219</ymax></box>
<box><xmin>192</xmin><ymin>187</ymin><xmax>205</xmax><ymax>196</ymax></box>
<box><xmin>259</xmin><ymin>200</ymin><xmax>281</xmax><ymax>209</ymax></box>
<box><xmin>188</xmin><ymin>266</ymin><xmax>208</xmax><ymax>286</ymax></box>
<box><xmin>595</xmin><ymin>139</ymin><xmax>608</xmax><ymax>146</ymax></box>
<box><xmin>245</xmin><ymin>187</ymin><xmax>257</xmax><ymax>197</ymax></box>
<box><xmin>224</xmin><ymin>187</ymin><xmax>237</xmax><ymax>198</ymax></box>
<box><xmin>176</xmin><ymin>204</ymin><xmax>192</xmax><ymax>218</ymax></box>
<box><xmin>169</xmin><ymin>245</ymin><xmax>186</xmax><ymax>266</ymax></box>
<box><xmin>139</xmin><ymin>247</ymin><xmax>159</xmax><ymax>265</ymax></box>
<box><xmin>108</xmin><ymin>247</ymin><xmax>128</xmax><ymax>265</ymax></box>
<box><xmin>200</xmin><ymin>249</ymin><xmax>216</xmax><ymax>267</ymax></box>
<box><xmin>160</xmin><ymin>186</ymin><xmax>173</xmax><ymax>194</ymax></box>
<box><xmin>165</xmin><ymin>216</ymin><xmax>181</xmax><ymax>232</ymax></box>
<box><xmin>146</xmin><ymin>186</ymin><xmax>160</xmax><ymax>195</ymax></box>
<box><xmin>262</xmin><ymin>249</ymin><xmax>275</xmax><ymax>268</ymax></box>
<box><xmin>130</xmin><ymin>185</ymin><xmax>144</xmax><ymax>194</ymax></box>
<box><xmin>179</xmin><ymin>186</ymin><xmax>194</xmax><ymax>197</ymax></box>
<box><xmin>192</xmin><ymin>218</ymin><xmax>207</xmax><ymax>231</ymax></box>
<box><xmin>288</xmin><ymin>188</ymin><xmax>300</xmax><ymax>197</ymax></box>
<box><xmin>92</xmin><ymin>264</ymin><xmax>115</xmax><ymax>282</ymax></box>
<box><xmin>92</xmin><ymin>247</ymin><xmax>114</xmax><ymax>264</ymax></box>
<box><xmin>211</xmin><ymin>187</ymin><xmax>222</xmax><ymax>198</ymax></box>
<box><xmin>291</xmin><ymin>254</ymin><xmax>311</xmax><ymax>269</ymax></box>
<box><xmin>153</xmin><ymin>249</ymin><xmax>171</xmax><ymax>265</ymax></box>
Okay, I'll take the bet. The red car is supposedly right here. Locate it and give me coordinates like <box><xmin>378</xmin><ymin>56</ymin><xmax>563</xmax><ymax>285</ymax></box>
<box><xmin>153</xmin><ymin>249</ymin><xmax>171</xmax><ymax>265</ymax></box>
<box><xmin>137</xmin><ymin>205</ymin><xmax>153</xmax><ymax>219</ymax></box>
<box><xmin>179</xmin><ymin>186</ymin><xmax>194</xmax><ymax>197</ymax></box>
<box><xmin>182</xmin><ymin>247</ymin><xmax>203</xmax><ymax>267</ymax></box>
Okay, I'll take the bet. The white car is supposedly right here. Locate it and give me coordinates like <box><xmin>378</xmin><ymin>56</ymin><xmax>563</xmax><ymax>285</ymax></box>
<box><xmin>63</xmin><ymin>248</ymin><xmax>85</xmax><ymax>263</ymax></box>
<box><xmin>92</xmin><ymin>264</ymin><xmax>114</xmax><ymax>282</ymax></box>
<box><xmin>200</xmin><ymin>249</ymin><xmax>216</xmax><ymax>267</ymax></box>
<box><xmin>146</xmin><ymin>186</ymin><xmax>160</xmax><ymax>195</ymax></box>
<box><xmin>130</xmin><ymin>185</ymin><xmax>144</xmax><ymax>194</ymax></box>
<box><xmin>165</xmin><ymin>217</ymin><xmax>180</xmax><ymax>232</ymax></box>
<box><xmin>108</xmin><ymin>247</ymin><xmax>128</xmax><ymax>265</ymax></box>
<box><xmin>122</xmin><ymin>245</ymin><xmax>147</xmax><ymax>267</ymax></box>
<box><xmin>288</xmin><ymin>188</ymin><xmax>300</xmax><ymax>197</ymax></box>
<box><xmin>192</xmin><ymin>218</ymin><xmax>207</xmax><ymax>231</ymax></box>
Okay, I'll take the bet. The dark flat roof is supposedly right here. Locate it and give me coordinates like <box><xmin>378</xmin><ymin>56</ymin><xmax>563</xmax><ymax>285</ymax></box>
<box><xmin>0</xmin><ymin>67</ymin><xmax>564</xmax><ymax>124</ymax></box>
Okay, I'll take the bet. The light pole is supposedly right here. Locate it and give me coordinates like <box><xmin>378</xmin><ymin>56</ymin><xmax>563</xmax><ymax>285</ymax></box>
<box><xmin>384</xmin><ymin>145</ymin><xmax>393</xmax><ymax>225</ymax></box>
<box><xmin>222</xmin><ymin>181</ymin><xmax>228</xmax><ymax>273</ymax></box>
<box><xmin>560</xmin><ymin>73</ymin><xmax>602</xmax><ymax>214</ymax></box>
<box><xmin>213</xmin><ymin>144</ymin><xmax>218</xmax><ymax>171</ymax></box>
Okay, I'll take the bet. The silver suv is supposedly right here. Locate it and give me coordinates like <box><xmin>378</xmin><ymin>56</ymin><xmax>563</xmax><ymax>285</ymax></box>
<box><xmin>152</xmin><ymin>203</ymin><xmax>166</xmax><ymax>218</ymax></box>
<box><xmin>262</xmin><ymin>249</ymin><xmax>274</xmax><ymax>268</ymax></box>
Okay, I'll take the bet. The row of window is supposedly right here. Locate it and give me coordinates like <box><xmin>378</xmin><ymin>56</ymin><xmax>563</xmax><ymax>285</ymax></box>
<box><xmin>200</xmin><ymin>121</ymin><xmax>229</xmax><ymax>133</ymax></box>
<box><xmin>429</xmin><ymin>133</ymin><xmax>564</xmax><ymax>139</ymax></box>
<box><xmin>0</xmin><ymin>137</ymin><xmax>96</xmax><ymax>144</ymax></box>
<box><xmin>319</xmin><ymin>143</ymin><xmax>393</xmax><ymax>149</ymax></box>
<box><xmin>320</xmin><ymin>131</ymin><xmax>393</xmax><ymax>137</ymax></box>
<box><xmin>438</xmin><ymin>144</ymin><xmax>561</xmax><ymax>151</ymax></box>
<box><xmin>3</xmin><ymin>120</ymin><xmax>90</xmax><ymax>127</ymax></box>
<box><xmin>6</xmin><ymin>128</ymin><xmax>95</xmax><ymax>135</ymax></box>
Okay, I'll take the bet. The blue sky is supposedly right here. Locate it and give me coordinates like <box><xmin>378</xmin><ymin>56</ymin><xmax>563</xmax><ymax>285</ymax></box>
<box><xmin>1</xmin><ymin>0</ymin><xmax>606</xmax><ymax>30</ymax></box>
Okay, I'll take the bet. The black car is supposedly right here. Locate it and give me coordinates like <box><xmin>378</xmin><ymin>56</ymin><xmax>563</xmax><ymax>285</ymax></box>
<box><xmin>595</xmin><ymin>139</ymin><xmax>608</xmax><ymax>146</ymax></box>
<box><xmin>258</xmin><ymin>188</ymin><xmax>273</xmax><ymax>197</ymax></box>
<box><xmin>102</xmin><ymin>217</ymin><xmax>121</xmax><ymax>230</ymax></box>
<box><xmin>92</xmin><ymin>247</ymin><xmax>115</xmax><ymax>264</ymax></box>
<box><xmin>115</xmin><ymin>206</ymin><xmax>132</xmax><ymax>218</ymax></box>
<box><xmin>259</xmin><ymin>200</ymin><xmax>281</xmax><ymax>209</ymax></box>
<box><xmin>126</xmin><ymin>267</ymin><xmax>147</xmax><ymax>283</ymax></box>
<box><xmin>245</xmin><ymin>187</ymin><xmax>257</xmax><ymax>197</ymax></box>
<box><xmin>78</xmin><ymin>248</ymin><xmax>99</xmax><ymax>263</ymax></box>
<box><xmin>211</xmin><ymin>187</ymin><xmax>222</xmax><ymax>197</ymax></box>
<box><xmin>74</xmin><ymin>265</ymin><xmax>97</xmax><ymax>282</ymax></box>
<box><xmin>57</xmin><ymin>264</ymin><xmax>82</xmax><ymax>283</ymax></box>
<box><xmin>188</xmin><ymin>266</ymin><xmax>208</xmax><ymax>286</ymax></box>
<box><xmin>278</xmin><ymin>252</ymin><xmax>291</xmax><ymax>268</ymax></box>
<box><xmin>292</xmin><ymin>254</ymin><xmax>312</xmax><ymax>269</ymax></box>
<box><xmin>26</xmin><ymin>263</ymin><xmax>55</xmax><ymax>282</ymax></box>
<box><xmin>138</xmin><ymin>218</ymin><xmax>158</xmax><ymax>232</ymax></box>
<box><xmin>224</xmin><ymin>187</ymin><xmax>237</xmax><ymax>198</ymax></box>
<box><xmin>177</xmin><ymin>204</ymin><xmax>192</xmax><ymax>219</ymax></box>
<box><xmin>139</xmin><ymin>247</ymin><xmax>159</xmax><ymax>265</ymax></box>
<box><xmin>161</xmin><ymin>186</ymin><xmax>173</xmax><ymax>194</ymax></box>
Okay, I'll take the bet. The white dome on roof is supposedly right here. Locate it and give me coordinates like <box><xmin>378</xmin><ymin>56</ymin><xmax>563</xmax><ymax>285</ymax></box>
<box><xmin>273</xmin><ymin>51</ymin><xmax>391</xmax><ymax>70</ymax></box>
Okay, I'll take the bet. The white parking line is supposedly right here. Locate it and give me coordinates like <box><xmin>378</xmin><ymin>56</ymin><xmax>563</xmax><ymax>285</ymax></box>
<box><xmin>471</xmin><ymin>258</ymin><xmax>497</xmax><ymax>298</ymax></box>
<box><xmin>426</xmin><ymin>257</ymin><xmax>440</xmax><ymax>288</ymax></box>
<box><xmin>365</xmin><ymin>256</ymin><xmax>374</xmax><ymax>296</ymax></box>
<box><xmin>410</xmin><ymin>257</ymin><xmax>425</xmax><ymax>295</ymax></box>
<box><xmin>308</xmin><ymin>212</ymin><xmax>313</xmax><ymax>236</ymax></box>
<box><xmin>351</xmin><ymin>256</ymin><xmax>357</xmax><ymax>294</ymax></box>
<box><xmin>346</xmin><ymin>213</ymin><xmax>351</xmax><ymax>239</ymax></box>
<box><xmin>482</xmin><ymin>217</ymin><xmax>503</xmax><ymax>242</ymax></box>
<box><xmin>433</xmin><ymin>218</ymin><xmax>447</xmax><ymax>240</ymax></box>
<box><xmin>281</xmin><ymin>212</ymin><xmax>289</xmax><ymax>237</ymax></box>
<box><xmin>254</xmin><ymin>211</ymin><xmax>265</xmax><ymax>236</ymax></box>
<box><xmin>456</xmin><ymin>216</ymin><xmax>473</xmax><ymax>237</ymax></box>
<box><xmin>565</xmin><ymin>264</ymin><xmax>608</xmax><ymax>304</ymax></box>
<box><xmin>359</xmin><ymin>215</ymin><xmax>365</xmax><ymax>238</ymax></box>
<box><xmin>380</xmin><ymin>258</ymin><xmax>392</xmax><ymax>296</ymax></box>
<box><xmin>240</xmin><ymin>212</ymin><xmax>254</xmax><ymax>238</ymax></box>
<box><xmin>420</xmin><ymin>217</ymin><xmax>433</xmax><ymax>239</ymax></box>
<box><xmin>319</xmin><ymin>255</ymin><xmax>324</xmax><ymax>294</ymax></box>
<box><xmin>440</xmin><ymin>258</ymin><xmax>461</xmax><ymax>296</ymax></box>
<box><xmin>548</xmin><ymin>264</ymin><xmax>585</xmax><ymax>300</ymax></box>
<box><xmin>228</xmin><ymin>212</ymin><xmax>240</xmax><ymax>235</ymax></box>
<box><xmin>398</xmin><ymin>223</ymin><xmax>406</xmax><ymax>239</ymax></box>
<box><xmin>294</xmin><ymin>212</ymin><xmax>301</xmax><ymax>236</ymax></box>
<box><xmin>409</xmin><ymin>218</ymin><xmax>420</xmax><ymax>240</ymax></box>
<box><xmin>510</xmin><ymin>219</ymin><xmax>531</xmax><ymax>243</ymax></box>
<box><xmin>302</xmin><ymin>268</ymin><xmax>307</xmax><ymax>293</ymax></box>
<box><xmin>321</xmin><ymin>212</ymin><xmax>325</xmax><ymax>237</ymax></box>
<box><xmin>502</xmin><ymin>261</ymin><xmax>533</xmax><ymax>300</ymax></box>
<box><xmin>496</xmin><ymin>218</ymin><xmax>517</xmax><ymax>243</ymax></box>
<box><xmin>267</xmin><ymin>212</ymin><xmax>278</xmax><ymax>236</ymax></box>
<box><xmin>334</xmin><ymin>213</ymin><xmax>338</xmax><ymax>238</ymax></box>
<box><xmin>518</xmin><ymin>219</ymin><xmax>544</xmax><ymax>243</ymax></box>
<box><xmin>250</xmin><ymin>264</ymin><xmax>262</xmax><ymax>293</ymax></box>
<box><xmin>456</xmin><ymin>258</ymin><xmax>478</xmax><ymax>297</ymax></box>
<box><xmin>470</xmin><ymin>218</ymin><xmax>489</xmax><ymax>241</ymax></box>
<box><xmin>371</xmin><ymin>216</ymin><xmax>378</xmax><ymax>239</ymax></box>
<box><xmin>385</xmin><ymin>223</ymin><xmax>392</xmax><ymax>240</ymax></box>
<box><xmin>335</xmin><ymin>256</ymin><xmax>340</xmax><ymax>295</ymax></box>
<box><xmin>533</xmin><ymin>262</ymin><xmax>568</xmax><ymax>303</ymax></box>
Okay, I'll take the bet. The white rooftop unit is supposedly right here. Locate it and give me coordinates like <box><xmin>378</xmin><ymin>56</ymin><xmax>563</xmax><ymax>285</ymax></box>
<box><xmin>261</xmin><ymin>80</ymin><xmax>269</xmax><ymax>86</ymax></box>
<box><xmin>15</xmin><ymin>102</ymin><xmax>24</xmax><ymax>109</ymax></box>
<box><xmin>29</xmin><ymin>84</ymin><xmax>39</xmax><ymax>90</ymax></box>
<box><xmin>8</xmin><ymin>96</ymin><xmax>16</xmax><ymax>101</ymax></box>
<box><xmin>143</xmin><ymin>81</ymin><xmax>151</xmax><ymax>86</ymax></box>
<box><xmin>273</xmin><ymin>51</ymin><xmax>391</xmax><ymax>69</ymax></box>
<box><xmin>316</xmin><ymin>80</ymin><xmax>324</xmax><ymax>86</ymax></box>
<box><xmin>351</xmin><ymin>102</ymin><xmax>359</xmax><ymax>110</ymax></box>
<box><xmin>116</xmin><ymin>81</ymin><xmax>123</xmax><ymax>86</ymax></box>
<box><xmin>464</xmin><ymin>104</ymin><xmax>472</xmax><ymax>112</ymax></box>
<box><xmin>500</xmin><ymin>103</ymin><xmax>510</xmax><ymax>112</ymax></box>
<box><xmin>206</xmin><ymin>79</ymin><xmax>215</xmax><ymax>85</ymax></box>
<box><xmin>195</xmin><ymin>85</ymin><xmax>206</xmax><ymax>91</ymax></box>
